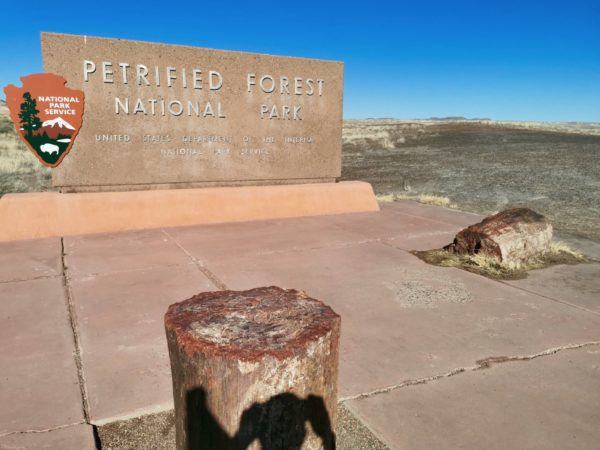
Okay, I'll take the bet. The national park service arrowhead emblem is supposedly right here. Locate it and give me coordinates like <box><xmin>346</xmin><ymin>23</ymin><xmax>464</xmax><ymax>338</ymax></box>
<box><xmin>4</xmin><ymin>73</ymin><xmax>84</xmax><ymax>168</ymax></box>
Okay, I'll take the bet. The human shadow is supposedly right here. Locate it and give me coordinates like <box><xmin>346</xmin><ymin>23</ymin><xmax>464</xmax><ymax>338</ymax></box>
<box><xmin>186</xmin><ymin>387</ymin><xmax>335</xmax><ymax>449</ymax></box>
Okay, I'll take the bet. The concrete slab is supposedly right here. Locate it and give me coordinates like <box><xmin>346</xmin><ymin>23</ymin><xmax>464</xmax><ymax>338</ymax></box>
<box><xmin>0</xmin><ymin>238</ymin><xmax>62</xmax><ymax>283</ymax></box>
<box><xmin>386</xmin><ymin>229</ymin><xmax>459</xmax><ymax>252</ymax></box>
<box><xmin>203</xmin><ymin>241</ymin><xmax>600</xmax><ymax>398</ymax></box>
<box><xmin>0</xmin><ymin>424</ymin><xmax>95</xmax><ymax>450</ymax></box>
<box><xmin>556</xmin><ymin>235</ymin><xmax>600</xmax><ymax>261</ymax></box>
<box><xmin>64</xmin><ymin>228</ymin><xmax>191</xmax><ymax>278</ymax></box>
<box><xmin>505</xmin><ymin>262</ymin><xmax>600</xmax><ymax>314</ymax></box>
<box><xmin>321</xmin><ymin>208</ymin><xmax>461</xmax><ymax>251</ymax></box>
<box><xmin>383</xmin><ymin>200</ymin><xmax>484</xmax><ymax>227</ymax></box>
<box><xmin>346</xmin><ymin>344</ymin><xmax>600</xmax><ymax>450</ymax></box>
<box><xmin>165</xmin><ymin>215</ymin><xmax>368</xmax><ymax>265</ymax></box>
<box><xmin>69</xmin><ymin>263</ymin><xmax>216</xmax><ymax>424</ymax></box>
<box><xmin>333</xmin><ymin>209</ymin><xmax>445</xmax><ymax>239</ymax></box>
<box><xmin>0</xmin><ymin>278</ymin><xmax>83</xmax><ymax>434</ymax></box>
<box><xmin>2</xmin><ymin>200</ymin><xmax>598</xmax><ymax>449</ymax></box>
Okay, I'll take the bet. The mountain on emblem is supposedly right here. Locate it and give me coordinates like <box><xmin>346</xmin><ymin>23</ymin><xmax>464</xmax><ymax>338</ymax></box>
<box><xmin>3</xmin><ymin>73</ymin><xmax>84</xmax><ymax>168</ymax></box>
<box><xmin>42</xmin><ymin>117</ymin><xmax>76</xmax><ymax>130</ymax></box>
<box><xmin>40</xmin><ymin>117</ymin><xmax>76</xmax><ymax>140</ymax></box>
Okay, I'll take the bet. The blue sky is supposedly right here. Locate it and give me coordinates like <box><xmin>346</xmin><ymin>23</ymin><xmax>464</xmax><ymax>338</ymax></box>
<box><xmin>2</xmin><ymin>0</ymin><xmax>598</xmax><ymax>121</ymax></box>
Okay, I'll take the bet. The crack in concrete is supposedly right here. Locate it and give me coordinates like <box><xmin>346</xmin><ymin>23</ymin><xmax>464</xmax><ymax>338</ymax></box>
<box><xmin>497</xmin><ymin>280</ymin><xmax>600</xmax><ymax>317</ymax></box>
<box><xmin>340</xmin><ymin>341</ymin><xmax>600</xmax><ymax>402</ymax></box>
<box><xmin>474</xmin><ymin>341</ymin><xmax>600</xmax><ymax>367</ymax></box>
<box><xmin>0</xmin><ymin>274</ymin><xmax>62</xmax><ymax>285</ymax></box>
<box><xmin>66</xmin><ymin>261</ymin><xmax>197</xmax><ymax>279</ymax></box>
<box><xmin>161</xmin><ymin>229</ymin><xmax>228</xmax><ymax>290</ymax></box>
<box><xmin>254</xmin><ymin>238</ymin><xmax>381</xmax><ymax>257</ymax></box>
<box><xmin>159</xmin><ymin>216</ymin><xmax>447</xmax><ymax>262</ymax></box>
<box><xmin>60</xmin><ymin>238</ymin><xmax>91</xmax><ymax>423</ymax></box>
<box><xmin>0</xmin><ymin>421</ymin><xmax>85</xmax><ymax>437</ymax></box>
<box><xmin>384</xmin><ymin>207</ymin><xmax>479</xmax><ymax>228</ymax></box>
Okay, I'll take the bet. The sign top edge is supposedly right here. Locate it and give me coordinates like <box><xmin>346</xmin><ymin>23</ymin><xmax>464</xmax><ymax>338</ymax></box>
<box><xmin>40</xmin><ymin>32</ymin><xmax>345</xmax><ymax>66</ymax></box>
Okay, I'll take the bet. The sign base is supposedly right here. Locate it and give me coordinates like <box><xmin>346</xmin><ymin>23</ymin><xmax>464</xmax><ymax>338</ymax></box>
<box><xmin>0</xmin><ymin>182</ymin><xmax>379</xmax><ymax>241</ymax></box>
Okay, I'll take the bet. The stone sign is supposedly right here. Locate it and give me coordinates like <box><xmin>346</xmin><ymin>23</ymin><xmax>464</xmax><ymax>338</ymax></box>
<box><xmin>41</xmin><ymin>33</ymin><xmax>344</xmax><ymax>192</ymax></box>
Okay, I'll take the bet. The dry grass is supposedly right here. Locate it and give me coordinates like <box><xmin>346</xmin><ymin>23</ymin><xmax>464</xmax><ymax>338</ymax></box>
<box><xmin>376</xmin><ymin>192</ymin><xmax>458</xmax><ymax>209</ymax></box>
<box><xmin>0</xmin><ymin>131</ymin><xmax>52</xmax><ymax>196</ymax></box>
<box><xmin>413</xmin><ymin>241</ymin><xmax>586</xmax><ymax>280</ymax></box>
<box><xmin>491</xmin><ymin>120</ymin><xmax>600</xmax><ymax>136</ymax></box>
<box><xmin>547</xmin><ymin>241</ymin><xmax>585</xmax><ymax>259</ymax></box>
<box><xmin>344</xmin><ymin>118</ymin><xmax>600</xmax><ymax>137</ymax></box>
<box><xmin>342</xmin><ymin>123</ymin><xmax>407</xmax><ymax>149</ymax></box>
<box><xmin>417</xmin><ymin>194</ymin><xmax>452</xmax><ymax>207</ymax></box>
<box><xmin>375</xmin><ymin>193</ymin><xmax>397</xmax><ymax>203</ymax></box>
<box><xmin>0</xmin><ymin>103</ymin><xmax>52</xmax><ymax>196</ymax></box>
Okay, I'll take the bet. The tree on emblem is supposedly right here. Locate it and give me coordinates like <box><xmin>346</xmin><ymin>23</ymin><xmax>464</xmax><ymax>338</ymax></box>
<box><xmin>19</xmin><ymin>92</ymin><xmax>42</xmax><ymax>138</ymax></box>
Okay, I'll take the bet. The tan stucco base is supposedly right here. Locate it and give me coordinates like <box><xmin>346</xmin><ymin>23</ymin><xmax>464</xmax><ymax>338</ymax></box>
<box><xmin>0</xmin><ymin>181</ymin><xmax>379</xmax><ymax>241</ymax></box>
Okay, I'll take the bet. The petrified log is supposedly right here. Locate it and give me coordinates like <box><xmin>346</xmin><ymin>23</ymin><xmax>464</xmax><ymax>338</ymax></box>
<box><xmin>445</xmin><ymin>208</ymin><xmax>552</xmax><ymax>265</ymax></box>
<box><xmin>164</xmin><ymin>286</ymin><xmax>340</xmax><ymax>450</ymax></box>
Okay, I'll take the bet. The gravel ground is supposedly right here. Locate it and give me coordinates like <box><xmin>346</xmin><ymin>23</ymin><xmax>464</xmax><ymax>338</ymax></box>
<box><xmin>337</xmin><ymin>403</ymin><xmax>390</xmax><ymax>450</ymax></box>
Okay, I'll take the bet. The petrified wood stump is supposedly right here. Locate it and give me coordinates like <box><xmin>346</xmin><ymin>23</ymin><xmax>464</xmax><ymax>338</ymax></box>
<box><xmin>445</xmin><ymin>208</ymin><xmax>553</xmax><ymax>265</ymax></box>
<box><xmin>164</xmin><ymin>286</ymin><xmax>340</xmax><ymax>450</ymax></box>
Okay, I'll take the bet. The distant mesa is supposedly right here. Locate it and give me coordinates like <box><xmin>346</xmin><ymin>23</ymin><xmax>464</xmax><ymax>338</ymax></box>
<box><xmin>360</xmin><ymin>116</ymin><xmax>492</xmax><ymax>122</ymax></box>
<box><xmin>428</xmin><ymin>116</ymin><xmax>468</xmax><ymax>121</ymax></box>
<box><xmin>427</xmin><ymin>116</ymin><xmax>491</xmax><ymax>121</ymax></box>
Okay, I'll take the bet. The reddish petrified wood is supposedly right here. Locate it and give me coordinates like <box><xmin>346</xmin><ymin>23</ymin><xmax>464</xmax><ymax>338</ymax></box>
<box><xmin>165</xmin><ymin>286</ymin><xmax>340</xmax><ymax>450</ymax></box>
<box><xmin>445</xmin><ymin>208</ymin><xmax>553</xmax><ymax>264</ymax></box>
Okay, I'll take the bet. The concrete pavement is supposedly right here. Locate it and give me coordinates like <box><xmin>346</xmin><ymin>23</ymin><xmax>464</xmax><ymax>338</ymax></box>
<box><xmin>1</xmin><ymin>201</ymin><xmax>598</xmax><ymax>449</ymax></box>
